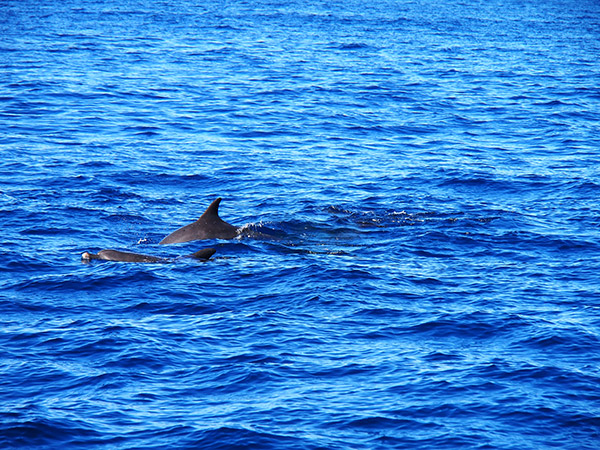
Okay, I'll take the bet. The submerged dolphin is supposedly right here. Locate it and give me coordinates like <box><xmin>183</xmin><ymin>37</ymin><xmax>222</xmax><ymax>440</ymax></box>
<box><xmin>81</xmin><ymin>248</ymin><xmax>216</xmax><ymax>263</ymax></box>
<box><xmin>159</xmin><ymin>197</ymin><xmax>239</xmax><ymax>244</ymax></box>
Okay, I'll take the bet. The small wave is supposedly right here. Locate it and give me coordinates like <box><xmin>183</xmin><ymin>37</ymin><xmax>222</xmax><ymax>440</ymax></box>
<box><xmin>181</xmin><ymin>427</ymin><xmax>309</xmax><ymax>450</ymax></box>
<box><xmin>0</xmin><ymin>417</ymin><xmax>101</xmax><ymax>448</ymax></box>
<box><xmin>336</xmin><ymin>42</ymin><xmax>371</xmax><ymax>50</ymax></box>
<box><xmin>125</xmin><ymin>300</ymin><xmax>230</xmax><ymax>316</ymax></box>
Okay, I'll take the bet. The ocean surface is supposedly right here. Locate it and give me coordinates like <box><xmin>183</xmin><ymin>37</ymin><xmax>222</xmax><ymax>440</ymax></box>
<box><xmin>1</xmin><ymin>0</ymin><xmax>600</xmax><ymax>448</ymax></box>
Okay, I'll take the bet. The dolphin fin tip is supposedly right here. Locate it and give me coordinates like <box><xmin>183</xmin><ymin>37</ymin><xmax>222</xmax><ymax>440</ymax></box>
<box><xmin>188</xmin><ymin>248</ymin><xmax>216</xmax><ymax>261</ymax></box>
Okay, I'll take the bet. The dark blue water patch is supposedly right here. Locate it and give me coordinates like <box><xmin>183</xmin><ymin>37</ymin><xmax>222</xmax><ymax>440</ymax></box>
<box><xmin>102</xmin><ymin>212</ymin><xmax>151</xmax><ymax>224</ymax></box>
<box><xmin>11</xmin><ymin>266</ymin><xmax>166</xmax><ymax>295</ymax></box>
<box><xmin>413</xmin><ymin>312</ymin><xmax>526</xmax><ymax>339</ymax></box>
<box><xmin>87</xmin><ymin>187</ymin><xmax>145</xmax><ymax>204</ymax></box>
<box><xmin>122</xmin><ymin>125</ymin><xmax>162</xmax><ymax>136</ymax></box>
<box><xmin>176</xmin><ymin>427</ymin><xmax>318</xmax><ymax>450</ymax></box>
<box><xmin>126</xmin><ymin>300</ymin><xmax>230</xmax><ymax>316</ymax></box>
<box><xmin>494</xmin><ymin>230</ymin><xmax>600</xmax><ymax>256</ymax></box>
<box><xmin>0</xmin><ymin>417</ymin><xmax>102</xmax><ymax>449</ymax></box>
<box><xmin>515</xmin><ymin>326</ymin><xmax>600</xmax><ymax>356</ymax></box>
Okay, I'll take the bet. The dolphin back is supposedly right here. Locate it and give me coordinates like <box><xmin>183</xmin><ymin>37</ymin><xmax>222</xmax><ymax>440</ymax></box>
<box><xmin>159</xmin><ymin>197</ymin><xmax>239</xmax><ymax>244</ymax></box>
<box><xmin>82</xmin><ymin>247</ymin><xmax>217</xmax><ymax>263</ymax></box>
<box><xmin>82</xmin><ymin>249</ymin><xmax>166</xmax><ymax>263</ymax></box>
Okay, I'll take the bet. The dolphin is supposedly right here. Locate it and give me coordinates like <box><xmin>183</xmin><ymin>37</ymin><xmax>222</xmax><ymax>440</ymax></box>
<box><xmin>159</xmin><ymin>197</ymin><xmax>239</xmax><ymax>244</ymax></box>
<box><xmin>81</xmin><ymin>197</ymin><xmax>237</xmax><ymax>263</ymax></box>
<box><xmin>81</xmin><ymin>248</ymin><xmax>216</xmax><ymax>263</ymax></box>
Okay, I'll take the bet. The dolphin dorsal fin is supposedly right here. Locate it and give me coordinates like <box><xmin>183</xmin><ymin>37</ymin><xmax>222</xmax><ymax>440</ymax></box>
<box><xmin>159</xmin><ymin>197</ymin><xmax>238</xmax><ymax>244</ymax></box>
<box><xmin>200</xmin><ymin>197</ymin><xmax>222</xmax><ymax>220</ymax></box>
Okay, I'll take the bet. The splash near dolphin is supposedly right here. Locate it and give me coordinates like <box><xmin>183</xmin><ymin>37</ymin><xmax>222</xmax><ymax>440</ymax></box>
<box><xmin>82</xmin><ymin>197</ymin><xmax>238</xmax><ymax>263</ymax></box>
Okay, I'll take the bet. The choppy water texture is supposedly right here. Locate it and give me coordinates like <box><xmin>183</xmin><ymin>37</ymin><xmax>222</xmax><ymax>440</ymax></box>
<box><xmin>2</xmin><ymin>0</ymin><xmax>600</xmax><ymax>448</ymax></box>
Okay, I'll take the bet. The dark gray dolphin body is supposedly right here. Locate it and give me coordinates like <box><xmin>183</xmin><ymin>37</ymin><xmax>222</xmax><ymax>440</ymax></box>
<box><xmin>82</xmin><ymin>248</ymin><xmax>216</xmax><ymax>263</ymax></box>
<box><xmin>82</xmin><ymin>197</ymin><xmax>237</xmax><ymax>263</ymax></box>
<box><xmin>159</xmin><ymin>197</ymin><xmax>239</xmax><ymax>244</ymax></box>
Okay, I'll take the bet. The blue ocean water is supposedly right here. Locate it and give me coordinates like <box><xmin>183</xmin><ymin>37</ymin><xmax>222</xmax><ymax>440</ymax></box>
<box><xmin>1</xmin><ymin>0</ymin><xmax>600</xmax><ymax>448</ymax></box>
